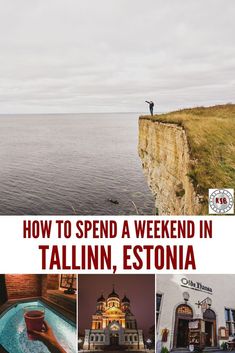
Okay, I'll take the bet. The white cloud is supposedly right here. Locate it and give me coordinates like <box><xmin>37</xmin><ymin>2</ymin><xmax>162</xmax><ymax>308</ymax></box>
<box><xmin>0</xmin><ymin>0</ymin><xmax>234</xmax><ymax>113</ymax></box>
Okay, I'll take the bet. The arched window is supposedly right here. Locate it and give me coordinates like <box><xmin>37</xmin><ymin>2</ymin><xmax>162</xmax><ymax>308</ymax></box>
<box><xmin>203</xmin><ymin>309</ymin><xmax>216</xmax><ymax>321</ymax></box>
<box><xmin>176</xmin><ymin>304</ymin><xmax>193</xmax><ymax>317</ymax></box>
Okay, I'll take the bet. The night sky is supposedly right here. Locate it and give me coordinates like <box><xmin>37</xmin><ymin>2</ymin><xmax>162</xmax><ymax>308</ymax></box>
<box><xmin>78</xmin><ymin>274</ymin><xmax>155</xmax><ymax>337</ymax></box>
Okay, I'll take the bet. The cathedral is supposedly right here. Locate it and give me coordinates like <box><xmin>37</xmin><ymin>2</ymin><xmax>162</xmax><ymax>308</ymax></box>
<box><xmin>83</xmin><ymin>288</ymin><xmax>144</xmax><ymax>350</ymax></box>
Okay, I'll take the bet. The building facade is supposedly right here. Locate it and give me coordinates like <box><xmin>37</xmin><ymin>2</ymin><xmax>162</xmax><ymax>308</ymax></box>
<box><xmin>157</xmin><ymin>275</ymin><xmax>235</xmax><ymax>352</ymax></box>
<box><xmin>83</xmin><ymin>288</ymin><xmax>144</xmax><ymax>350</ymax></box>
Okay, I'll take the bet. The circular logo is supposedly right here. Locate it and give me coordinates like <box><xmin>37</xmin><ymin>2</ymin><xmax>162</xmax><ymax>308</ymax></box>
<box><xmin>209</xmin><ymin>189</ymin><xmax>234</xmax><ymax>214</ymax></box>
<box><xmin>181</xmin><ymin>278</ymin><xmax>188</xmax><ymax>285</ymax></box>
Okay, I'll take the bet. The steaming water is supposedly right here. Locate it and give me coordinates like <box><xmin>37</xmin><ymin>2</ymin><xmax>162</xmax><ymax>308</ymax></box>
<box><xmin>0</xmin><ymin>113</ymin><xmax>154</xmax><ymax>215</ymax></box>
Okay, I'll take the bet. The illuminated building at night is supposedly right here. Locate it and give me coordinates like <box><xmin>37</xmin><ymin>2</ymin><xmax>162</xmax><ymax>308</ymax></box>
<box><xmin>83</xmin><ymin>288</ymin><xmax>144</xmax><ymax>350</ymax></box>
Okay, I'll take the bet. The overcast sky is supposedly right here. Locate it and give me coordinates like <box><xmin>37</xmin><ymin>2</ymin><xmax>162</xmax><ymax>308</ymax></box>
<box><xmin>0</xmin><ymin>0</ymin><xmax>234</xmax><ymax>113</ymax></box>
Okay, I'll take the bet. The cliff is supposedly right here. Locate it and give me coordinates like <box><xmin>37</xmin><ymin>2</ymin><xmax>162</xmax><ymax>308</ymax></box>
<box><xmin>138</xmin><ymin>104</ymin><xmax>235</xmax><ymax>215</ymax></box>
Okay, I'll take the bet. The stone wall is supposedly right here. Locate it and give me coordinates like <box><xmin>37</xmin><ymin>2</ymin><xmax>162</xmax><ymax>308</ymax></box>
<box><xmin>5</xmin><ymin>274</ymin><xmax>42</xmax><ymax>299</ymax></box>
<box><xmin>42</xmin><ymin>274</ymin><xmax>59</xmax><ymax>297</ymax></box>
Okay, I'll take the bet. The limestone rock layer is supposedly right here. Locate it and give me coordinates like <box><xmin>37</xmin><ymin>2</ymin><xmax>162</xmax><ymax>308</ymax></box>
<box><xmin>138</xmin><ymin>118</ymin><xmax>202</xmax><ymax>215</ymax></box>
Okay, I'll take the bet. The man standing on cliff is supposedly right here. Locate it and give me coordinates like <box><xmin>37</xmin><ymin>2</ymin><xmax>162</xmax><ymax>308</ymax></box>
<box><xmin>145</xmin><ymin>100</ymin><xmax>154</xmax><ymax>116</ymax></box>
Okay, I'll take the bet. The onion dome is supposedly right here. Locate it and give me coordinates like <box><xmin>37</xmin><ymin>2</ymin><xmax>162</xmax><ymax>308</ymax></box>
<box><xmin>108</xmin><ymin>288</ymin><xmax>119</xmax><ymax>299</ymax></box>
<box><xmin>97</xmin><ymin>294</ymin><xmax>105</xmax><ymax>302</ymax></box>
<box><xmin>122</xmin><ymin>295</ymin><xmax>130</xmax><ymax>303</ymax></box>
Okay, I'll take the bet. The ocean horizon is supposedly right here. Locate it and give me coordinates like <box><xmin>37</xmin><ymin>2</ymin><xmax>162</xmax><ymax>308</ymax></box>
<box><xmin>0</xmin><ymin>113</ymin><xmax>154</xmax><ymax>215</ymax></box>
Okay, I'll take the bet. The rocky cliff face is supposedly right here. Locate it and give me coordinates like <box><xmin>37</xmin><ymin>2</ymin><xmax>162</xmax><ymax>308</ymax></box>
<box><xmin>138</xmin><ymin>118</ymin><xmax>202</xmax><ymax>215</ymax></box>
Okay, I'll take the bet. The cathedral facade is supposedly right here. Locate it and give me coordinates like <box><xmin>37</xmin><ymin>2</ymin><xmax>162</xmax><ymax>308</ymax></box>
<box><xmin>83</xmin><ymin>288</ymin><xmax>144</xmax><ymax>350</ymax></box>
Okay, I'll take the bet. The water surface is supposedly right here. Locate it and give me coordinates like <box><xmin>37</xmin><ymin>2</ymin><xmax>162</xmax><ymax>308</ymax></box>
<box><xmin>0</xmin><ymin>301</ymin><xmax>76</xmax><ymax>353</ymax></box>
<box><xmin>0</xmin><ymin>113</ymin><xmax>154</xmax><ymax>215</ymax></box>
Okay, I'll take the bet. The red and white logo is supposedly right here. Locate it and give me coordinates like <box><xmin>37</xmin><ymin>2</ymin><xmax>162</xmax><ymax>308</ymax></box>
<box><xmin>209</xmin><ymin>189</ymin><xmax>234</xmax><ymax>214</ymax></box>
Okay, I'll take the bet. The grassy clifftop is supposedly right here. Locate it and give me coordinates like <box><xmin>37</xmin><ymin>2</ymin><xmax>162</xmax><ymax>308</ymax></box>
<box><xmin>140</xmin><ymin>104</ymin><xmax>235</xmax><ymax>204</ymax></box>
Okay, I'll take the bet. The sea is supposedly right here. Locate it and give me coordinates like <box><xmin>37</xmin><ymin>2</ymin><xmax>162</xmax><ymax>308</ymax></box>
<box><xmin>0</xmin><ymin>113</ymin><xmax>154</xmax><ymax>215</ymax></box>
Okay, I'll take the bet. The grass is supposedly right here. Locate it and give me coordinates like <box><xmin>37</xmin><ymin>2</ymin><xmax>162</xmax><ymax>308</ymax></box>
<box><xmin>140</xmin><ymin>104</ymin><xmax>235</xmax><ymax>208</ymax></box>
